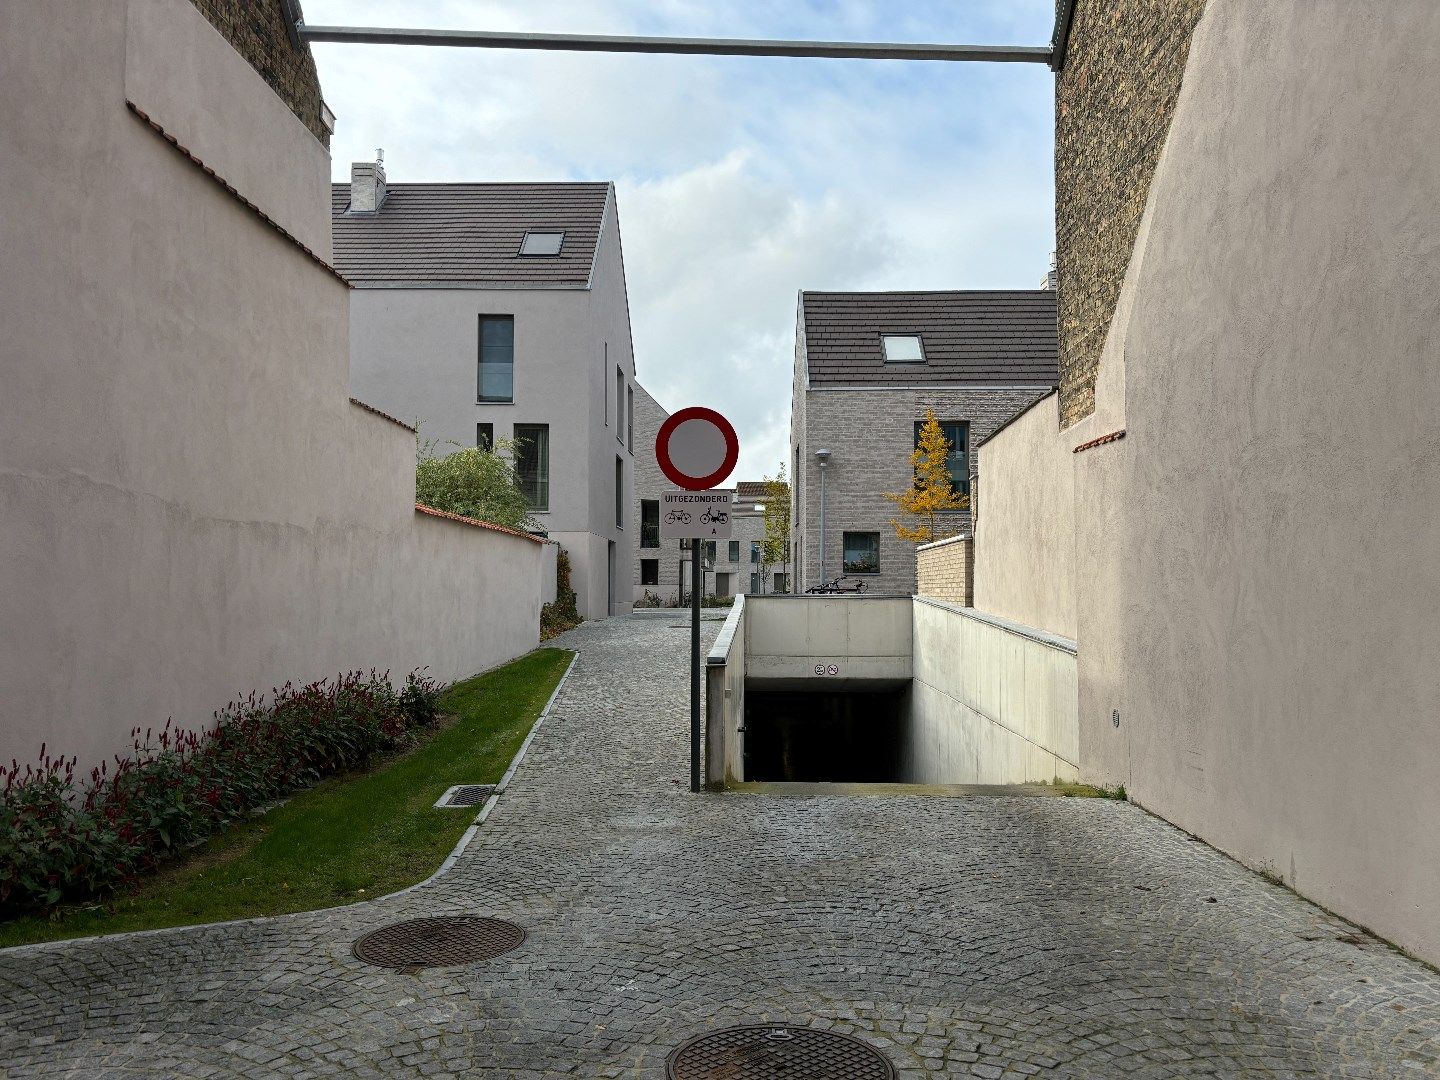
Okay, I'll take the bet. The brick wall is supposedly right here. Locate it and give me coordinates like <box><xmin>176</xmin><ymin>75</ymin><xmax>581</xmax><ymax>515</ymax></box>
<box><xmin>189</xmin><ymin>0</ymin><xmax>329</xmax><ymax>146</ymax></box>
<box><xmin>798</xmin><ymin>387</ymin><xmax>1049</xmax><ymax>595</ymax></box>
<box><xmin>916</xmin><ymin>534</ymin><xmax>973</xmax><ymax>606</ymax></box>
<box><xmin>1055</xmin><ymin>0</ymin><xmax>1206</xmax><ymax>427</ymax></box>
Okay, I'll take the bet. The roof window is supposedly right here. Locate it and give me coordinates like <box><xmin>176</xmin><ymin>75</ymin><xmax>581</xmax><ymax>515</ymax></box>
<box><xmin>519</xmin><ymin>231</ymin><xmax>564</xmax><ymax>256</ymax></box>
<box><xmin>881</xmin><ymin>334</ymin><xmax>925</xmax><ymax>363</ymax></box>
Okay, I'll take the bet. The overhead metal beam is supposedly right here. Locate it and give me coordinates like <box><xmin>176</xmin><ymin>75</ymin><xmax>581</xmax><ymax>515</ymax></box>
<box><xmin>1050</xmin><ymin>0</ymin><xmax>1078</xmax><ymax>72</ymax></box>
<box><xmin>295</xmin><ymin>23</ymin><xmax>1052</xmax><ymax>65</ymax></box>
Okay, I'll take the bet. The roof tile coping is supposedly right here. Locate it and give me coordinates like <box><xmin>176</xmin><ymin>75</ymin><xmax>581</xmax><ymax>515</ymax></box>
<box><xmin>415</xmin><ymin>504</ymin><xmax>549</xmax><ymax>544</ymax></box>
<box><xmin>349</xmin><ymin>397</ymin><xmax>416</xmax><ymax>432</ymax></box>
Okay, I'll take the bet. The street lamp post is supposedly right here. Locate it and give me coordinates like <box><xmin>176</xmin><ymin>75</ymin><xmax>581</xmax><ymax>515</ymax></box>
<box><xmin>815</xmin><ymin>449</ymin><xmax>831</xmax><ymax>584</ymax></box>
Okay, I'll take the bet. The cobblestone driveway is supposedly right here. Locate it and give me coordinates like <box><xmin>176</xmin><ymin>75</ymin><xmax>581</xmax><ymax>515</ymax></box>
<box><xmin>3</xmin><ymin>615</ymin><xmax>1439</xmax><ymax>1078</ymax></box>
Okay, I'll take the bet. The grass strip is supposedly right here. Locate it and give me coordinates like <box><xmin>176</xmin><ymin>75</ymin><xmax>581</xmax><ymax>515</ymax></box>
<box><xmin>0</xmin><ymin>647</ymin><xmax>574</xmax><ymax>949</ymax></box>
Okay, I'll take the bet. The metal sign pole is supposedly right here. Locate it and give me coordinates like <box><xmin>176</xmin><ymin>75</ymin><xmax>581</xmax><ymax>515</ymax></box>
<box><xmin>690</xmin><ymin>542</ymin><xmax>702</xmax><ymax>792</ymax></box>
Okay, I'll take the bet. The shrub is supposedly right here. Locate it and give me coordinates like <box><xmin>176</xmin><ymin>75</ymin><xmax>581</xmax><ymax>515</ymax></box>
<box><xmin>540</xmin><ymin>549</ymin><xmax>582</xmax><ymax>640</ymax></box>
<box><xmin>415</xmin><ymin>437</ymin><xmax>538</xmax><ymax>533</ymax></box>
<box><xmin>0</xmin><ymin>668</ymin><xmax>441</xmax><ymax>915</ymax></box>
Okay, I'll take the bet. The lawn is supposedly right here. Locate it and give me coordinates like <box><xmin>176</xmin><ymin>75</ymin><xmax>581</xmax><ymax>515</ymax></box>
<box><xmin>0</xmin><ymin>648</ymin><xmax>574</xmax><ymax>949</ymax></box>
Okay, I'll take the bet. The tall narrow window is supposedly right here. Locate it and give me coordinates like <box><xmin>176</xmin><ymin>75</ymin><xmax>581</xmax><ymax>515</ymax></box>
<box><xmin>641</xmin><ymin>500</ymin><xmax>659</xmax><ymax>548</ymax></box>
<box><xmin>616</xmin><ymin>367</ymin><xmax>625</xmax><ymax>441</ymax></box>
<box><xmin>913</xmin><ymin>419</ymin><xmax>970</xmax><ymax>494</ymax></box>
<box><xmin>603</xmin><ymin>342</ymin><xmax>608</xmax><ymax>426</ymax></box>
<box><xmin>478</xmin><ymin>315</ymin><xmax>514</xmax><ymax>402</ymax></box>
<box><xmin>750</xmin><ymin>573</ymin><xmax>759</xmax><ymax>593</ymax></box>
<box><xmin>751</xmin><ymin>541</ymin><xmax>760</xmax><ymax>564</ymax></box>
<box><xmin>615</xmin><ymin>456</ymin><xmax>624</xmax><ymax>529</ymax></box>
<box><xmin>728</xmin><ymin>540</ymin><xmax>740</xmax><ymax>563</ymax></box>
<box><xmin>842</xmin><ymin>532</ymin><xmax>880</xmax><ymax>575</ymax></box>
<box><xmin>476</xmin><ymin>423</ymin><xmax>493</xmax><ymax>450</ymax></box>
<box><xmin>627</xmin><ymin>385</ymin><xmax>634</xmax><ymax>452</ymax></box>
<box><xmin>641</xmin><ymin>559</ymin><xmax>658</xmax><ymax>586</ymax></box>
<box><xmin>514</xmin><ymin>424</ymin><xmax>549</xmax><ymax>510</ymax></box>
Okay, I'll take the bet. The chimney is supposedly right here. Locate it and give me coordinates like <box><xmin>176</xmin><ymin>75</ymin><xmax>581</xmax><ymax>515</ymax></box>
<box><xmin>349</xmin><ymin>149</ymin><xmax>386</xmax><ymax>213</ymax></box>
<box><xmin>1040</xmin><ymin>250</ymin><xmax>1057</xmax><ymax>290</ymax></box>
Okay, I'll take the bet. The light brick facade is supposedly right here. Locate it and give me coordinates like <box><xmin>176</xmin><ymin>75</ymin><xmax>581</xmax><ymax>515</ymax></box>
<box><xmin>915</xmin><ymin>534</ymin><xmax>974</xmax><ymax>606</ymax></box>
<box><xmin>791</xmin><ymin>384</ymin><xmax>1048</xmax><ymax>596</ymax></box>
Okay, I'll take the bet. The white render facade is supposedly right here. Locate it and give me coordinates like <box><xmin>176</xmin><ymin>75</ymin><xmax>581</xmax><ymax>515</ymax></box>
<box><xmin>335</xmin><ymin>170</ymin><xmax>638</xmax><ymax>621</ymax></box>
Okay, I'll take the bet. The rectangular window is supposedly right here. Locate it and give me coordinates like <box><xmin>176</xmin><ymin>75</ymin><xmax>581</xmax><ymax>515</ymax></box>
<box><xmin>641</xmin><ymin>500</ymin><xmax>659</xmax><ymax>548</ymax></box>
<box><xmin>615</xmin><ymin>456</ymin><xmax>624</xmax><ymax>529</ymax></box>
<box><xmin>715</xmin><ymin>572</ymin><xmax>730</xmax><ymax>597</ymax></box>
<box><xmin>842</xmin><ymin>531</ymin><xmax>880</xmax><ymax>575</ymax></box>
<box><xmin>774</xmin><ymin>572</ymin><xmax>787</xmax><ymax>593</ymax></box>
<box><xmin>478</xmin><ymin>315</ymin><xmax>514</xmax><ymax>402</ymax></box>
<box><xmin>513</xmin><ymin>423</ymin><xmax>549</xmax><ymax>511</ymax></box>
<box><xmin>627</xmin><ymin>385</ymin><xmax>634</xmax><ymax>452</ymax></box>
<box><xmin>616</xmin><ymin>367</ymin><xmax>625</xmax><ymax>441</ymax></box>
<box><xmin>750</xmin><ymin>540</ymin><xmax>761</xmax><ymax>564</ymax></box>
<box><xmin>882</xmin><ymin>334</ymin><xmax>925</xmax><ymax>362</ymax></box>
<box><xmin>750</xmin><ymin>573</ymin><xmax>759</xmax><ymax>593</ymax></box>
<box><xmin>705</xmin><ymin>540</ymin><xmax>716</xmax><ymax>564</ymax></box>
<box><xmin>728</xmin><ymin>540</ymin><xmax>740</xmax><ymax>563</ymax></box>
<box><xmin>914</xmin><ymin>419</ymin><xmax>970</xmax><ymax>494</ymax></box>
<box><xmin>641</xmin><ymin>559</ymin><xmax>658</xmax><ymax>586</ymax></box>
<box><xmin>476</xmin><ymin>422</ymin><xmax>493</xmax><ymax>450</ymax></box>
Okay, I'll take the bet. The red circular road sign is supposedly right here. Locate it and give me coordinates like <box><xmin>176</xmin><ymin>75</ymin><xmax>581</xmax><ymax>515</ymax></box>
<box><xmin>655</xmin><ymin>407</ymin><xmax>739</xmax><ymax>491</ymax></box>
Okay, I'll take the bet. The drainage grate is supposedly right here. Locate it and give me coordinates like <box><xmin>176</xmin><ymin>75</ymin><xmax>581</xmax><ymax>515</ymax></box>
<box><xmin>667</xmin><ymin>1025</ymin><xmax>895</xmax><ymax>1080</ymax></box>
<box><xmin>352</xmin><ymin>916</ymin><xmax>524</xmax><ymax>970</ymax></box>
<box><xmin>434</xmin><ymin>784</ymin><xmax>496</xmax><ymax>808</ymax></box>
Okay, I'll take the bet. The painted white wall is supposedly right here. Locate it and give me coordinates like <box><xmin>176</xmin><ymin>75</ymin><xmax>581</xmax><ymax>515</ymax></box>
<box><xmin>0</xmin><ymin>0</ymin><xmax>543</xmax><ymax>775</ymax></box>
<box><xmin>972</xmin><ymin>0</ymin><xmax>1440</xmax><ymax>965</ymax></box>
<box><xmin>974</xmin><ymin>394</ymin><xmax>1077</xmax><ymax>639</ymax></box>
<box><xmin>347</xmin><ymin>192</ymin><xmax>636</xmax><ymax>622</ymax></box>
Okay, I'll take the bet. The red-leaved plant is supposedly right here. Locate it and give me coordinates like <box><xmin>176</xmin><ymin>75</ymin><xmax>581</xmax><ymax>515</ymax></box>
<box><xmin>0</xmin><ymin>669</ymin><xmax>441</xmax><ymax>914</ymax></box>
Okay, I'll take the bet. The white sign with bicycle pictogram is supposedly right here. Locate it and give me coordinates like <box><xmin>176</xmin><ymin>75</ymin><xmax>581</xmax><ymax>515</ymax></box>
<box><xmin>660</xmin><ymin>490</ymin><xmax>734</xmax><ymax>539</ymax></box>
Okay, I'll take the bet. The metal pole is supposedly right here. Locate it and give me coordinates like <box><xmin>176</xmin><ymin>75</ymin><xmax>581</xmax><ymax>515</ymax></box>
<box><xmin>690</xmin><ymin>543</ymin><xmax>702</xmax><ymax>792</ymax></box>
<box><xmin>818</xmin><ymin>462</ymin><xmax>827</xmax><ymax>583</ymax></box>
<box><xmin>296</xmin><ymin>24</ymin><xmax>1053</xmax><ymax>65</ymax></box>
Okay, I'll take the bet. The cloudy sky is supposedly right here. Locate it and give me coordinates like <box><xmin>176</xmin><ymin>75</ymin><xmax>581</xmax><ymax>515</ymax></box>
<box><xmin>308</xmin><ymin>1</ymin><xmax>1057</xmax><ymax>481</ymax></box>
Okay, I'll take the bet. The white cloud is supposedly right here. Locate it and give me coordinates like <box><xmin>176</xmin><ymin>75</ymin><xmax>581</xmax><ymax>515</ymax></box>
<box><xmin>308</xmin><ymin>0</ymin><xmax>1056</xmax><ymax>482</ymax></box>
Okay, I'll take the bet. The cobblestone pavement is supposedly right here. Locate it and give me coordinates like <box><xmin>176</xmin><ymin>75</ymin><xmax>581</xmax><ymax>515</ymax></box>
<box><xmin>3</xmin><ymin>615</ymin><xmax>1440</xmax><ymax>1078</ymax></box>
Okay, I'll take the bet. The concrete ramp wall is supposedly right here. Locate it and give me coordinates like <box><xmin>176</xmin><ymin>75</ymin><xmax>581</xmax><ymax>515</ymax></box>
<box><xmin>904</xmin><ymin>598</ymin><xmax>1079</xmax><ymax>785</ymax></box>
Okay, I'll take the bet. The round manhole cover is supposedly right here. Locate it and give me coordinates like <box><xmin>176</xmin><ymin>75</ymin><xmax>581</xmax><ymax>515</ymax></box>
<box><xmin>352</xmin><ymin>916</ymin><xmax>524</xmax><ymax>970</ymax></box>
<box><xmin>667</xmin><ymin>1025</ymin><xmax>895</xmax><ymax>1080</ymax></box>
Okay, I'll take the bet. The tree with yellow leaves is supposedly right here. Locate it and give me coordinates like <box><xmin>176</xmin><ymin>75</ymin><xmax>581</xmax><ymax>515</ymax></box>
<box><xmin>883</xmin><ymin>409</ymin><xmax>968</xmax><ymax>542</ymax></box>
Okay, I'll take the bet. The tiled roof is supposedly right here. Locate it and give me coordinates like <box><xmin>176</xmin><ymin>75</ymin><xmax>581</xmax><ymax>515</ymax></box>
<box><xmin>415</xmin><ymin>504</ymin><xmax>547</xmax><ymax>544</ymax></box>
<box><xmin>735</xmin><ymin>481</ymin><xmax>788</xmax><ymax>500</ymax></box>
<box><xmin>800</xmin><ymin>290</ymin><xmax>1057</xmax><ymax>386</ymax></box>
<box><xmin>331</xmin><ymin>182</ymin><xmax>611</xmax><ymax>287</ymax></box>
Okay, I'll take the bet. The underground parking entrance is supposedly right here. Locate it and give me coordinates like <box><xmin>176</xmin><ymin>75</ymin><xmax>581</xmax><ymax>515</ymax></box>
<box><xmin>705</xmin><ymin>593</ymin><xmax>1082</xmax><ymax>790</ymax></box>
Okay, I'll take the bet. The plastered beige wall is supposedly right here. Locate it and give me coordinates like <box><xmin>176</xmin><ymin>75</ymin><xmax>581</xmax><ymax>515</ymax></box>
<box><xmin>976</xmin><ymin>0</ymin><xmax>1440</xmax><ymax>964</ymax></box>
<box><xmin>0</xmin><ymin>1</ymin><xmax>542</xmax><ymax>774</ymax></box>
<box><xmin>973</xmin><ymin>395</ymin><xmax>1077</xmax><ymax>639</ymax></box>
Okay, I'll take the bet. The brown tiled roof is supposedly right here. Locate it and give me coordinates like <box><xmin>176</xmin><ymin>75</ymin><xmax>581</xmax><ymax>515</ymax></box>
<box><xmin>735</xmin><ymin>481</ymin><xmax>788</xmax><ymax>500</ymax></box>
<box><xmin>800</xmin><ymin>290</ymin><xmax>1057</xmax><ymax>386</ymax></box>
<box><xmin>331</xmin><ymin>182</ymin><xmax>611</xmax><ymax>287</ymax></box>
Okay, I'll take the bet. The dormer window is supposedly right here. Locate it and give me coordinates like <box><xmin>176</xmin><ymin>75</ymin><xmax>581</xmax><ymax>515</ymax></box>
<box><xmin>519</xmin><ymin>231</ymin><xmax>564</xmax><ymax>256</ymax></box>
<box><xmin>882</xmin><ymin>334</ymin><xmax>925</xmax><ymax>363</ymax></box>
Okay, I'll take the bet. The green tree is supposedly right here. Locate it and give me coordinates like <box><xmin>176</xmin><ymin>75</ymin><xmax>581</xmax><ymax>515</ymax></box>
<box><xmin>761</xmin><ymin>464</ymin><xmax>792</xmax><ymax>593</ymax></box>
<box><xmin>882</xmin><ymin>408</ymin><xmax>967</xmax><ymax>543</ymax></box>
<box><xmin>415</xmin><ymin>437</ymin><xmax>538</xmax><ymax>533</ymax></box>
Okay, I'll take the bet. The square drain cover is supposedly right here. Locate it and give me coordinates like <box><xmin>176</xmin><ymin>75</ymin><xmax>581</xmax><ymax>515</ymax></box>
<box><xmin>434</xmin><ymin>784</ymin><xmax>496</xmax><ymax>808</ymax></box>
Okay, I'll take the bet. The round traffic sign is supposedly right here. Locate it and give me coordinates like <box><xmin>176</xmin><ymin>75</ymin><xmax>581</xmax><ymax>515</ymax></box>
<box><xmin>655</xmin><ymin>407</ymin><xmax>739</xmax><ymax>491</ymax></box>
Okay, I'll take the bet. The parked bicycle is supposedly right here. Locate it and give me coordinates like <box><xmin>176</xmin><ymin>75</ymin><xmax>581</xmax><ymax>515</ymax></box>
<box><xmin>804</xmin><ymin>576</ymin><xmax>868</xmax><ymax>594</ymax></box>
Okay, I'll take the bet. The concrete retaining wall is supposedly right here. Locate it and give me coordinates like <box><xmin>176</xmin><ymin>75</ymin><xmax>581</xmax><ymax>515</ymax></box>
<box><xmin>704</xmin><ymin>598</ymin><xmax>746</xmax><ymax>785</ymax></box>
<box><xmin>904</xmin><ymin>599</ymin><xmax>1079</xmax><ymax>785</ymax></box>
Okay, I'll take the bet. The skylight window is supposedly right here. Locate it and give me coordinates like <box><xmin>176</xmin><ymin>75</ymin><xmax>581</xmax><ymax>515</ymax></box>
<box><xmin>882</xmin><ymin>334</ymin><xmax>925</xmax><ymax>363</ymax></box>
<box><xmin>519</xmin><ymin>231</ymin><xmax>564</xmax><ymax>256</ymax></box>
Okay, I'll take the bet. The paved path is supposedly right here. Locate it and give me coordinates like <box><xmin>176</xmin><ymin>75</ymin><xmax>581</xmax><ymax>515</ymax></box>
<box><xmin>2</xmin><ymin>615</ymin><xmax>1439</xmax><ymax>1078</ymax></box>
